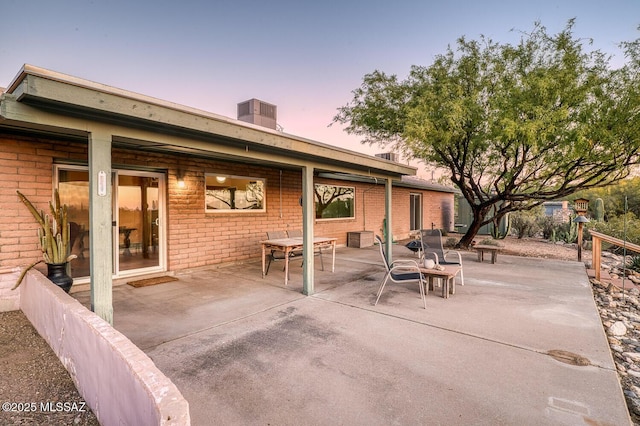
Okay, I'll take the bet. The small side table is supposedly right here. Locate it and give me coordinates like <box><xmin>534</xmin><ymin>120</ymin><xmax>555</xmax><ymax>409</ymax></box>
<box><xmin>419</xmin><ymin>266</ymin><xmax>460</xmax><ymax>298</ymax></box>
<box><xmin>474</xmin><ymin>245</ymin><xmax>501</xmax><ymax>264</ymax></box>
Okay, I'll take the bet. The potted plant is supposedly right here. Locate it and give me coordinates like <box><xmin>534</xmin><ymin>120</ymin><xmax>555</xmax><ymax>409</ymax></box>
<box><xmin>12</xmin><ymin>189</ymin><xmax>77</xmax><ymax>292</ymax></box>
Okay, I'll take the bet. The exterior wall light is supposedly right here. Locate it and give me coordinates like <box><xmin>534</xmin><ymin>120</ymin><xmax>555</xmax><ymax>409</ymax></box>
<box><xmin>176</xmin><ymin>170</ymin><xmax>186</xmax><ymax>188</ymax></box>
<box><xmin>216</xmin><ymin>176</ymin><xmax>227</xmax><ymax>183</ymax></box>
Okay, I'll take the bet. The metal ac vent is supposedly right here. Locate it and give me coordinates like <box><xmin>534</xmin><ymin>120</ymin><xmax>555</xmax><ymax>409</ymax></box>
<box><xmin>237</xmin><ymin>98</ymin><xmax>277</xmax><ymax>130</ymax></box>
<box><xmin>375</xmin><ymin>152</ymin><xmax>399</xmax><ymax>162</ymax></box>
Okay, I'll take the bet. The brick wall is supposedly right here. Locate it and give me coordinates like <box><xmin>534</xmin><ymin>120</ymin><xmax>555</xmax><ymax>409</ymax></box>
<box><xmin>1</xmin><ymin>134</ymin><xmax>454</xmax><ymax>273</ymax></box>
<box><xmin>0</xmin><ymin>135</ymin><xmax>87</xmax><ymax>270</ymax></box>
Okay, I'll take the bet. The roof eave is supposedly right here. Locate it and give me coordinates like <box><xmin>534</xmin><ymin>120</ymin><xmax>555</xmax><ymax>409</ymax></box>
<box><xmin>5</xmin><ymin>65</ymin><xmax>416</xmax><ymax>177</ymax></box>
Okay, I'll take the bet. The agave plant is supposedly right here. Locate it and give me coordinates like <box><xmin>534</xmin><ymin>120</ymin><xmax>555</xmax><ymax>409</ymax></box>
<box><xmin>12</xmin><ymin>189</ymin><xmax>77</xmax><ymax>289</ymax></box>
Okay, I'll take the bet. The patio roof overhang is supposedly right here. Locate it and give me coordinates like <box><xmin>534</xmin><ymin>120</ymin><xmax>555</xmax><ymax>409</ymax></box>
<box><xmin>1</xmin><ymin>64</ymin><xmax>416</xmax><ymax>179</ymax></box>
<box><xmin>1</xmin><ymin>64</ymin><xmax>413</xmax><ymax>324</ymax></box>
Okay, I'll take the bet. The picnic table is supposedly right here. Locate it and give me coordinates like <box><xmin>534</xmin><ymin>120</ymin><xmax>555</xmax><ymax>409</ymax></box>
<box><xmin>260</xmin><ymin>236</ymin><xmax>336</xmax><ymax>286</ymax></box>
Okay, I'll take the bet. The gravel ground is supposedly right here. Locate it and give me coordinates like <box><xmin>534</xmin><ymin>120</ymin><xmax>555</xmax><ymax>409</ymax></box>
<box><xmin>0</xmin><ymin>310</ymin><xmax>99</xmax><ymax>425</ymax></box>
<box><xmin>0</xmin><ymin>236</ymin><xmax>630</xmax><ymax>425</ymax></box>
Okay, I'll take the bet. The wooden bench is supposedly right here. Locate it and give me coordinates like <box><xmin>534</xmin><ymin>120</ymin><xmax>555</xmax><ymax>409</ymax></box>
<box><xmin>474</xmin><ymin>245</ymin><xmax>501</xmax><ymax>264</ymax></box>
<box><xmin>419</xmin><ymin>265</ymin><xmax>460</xmax><ymax>299</ymax></box>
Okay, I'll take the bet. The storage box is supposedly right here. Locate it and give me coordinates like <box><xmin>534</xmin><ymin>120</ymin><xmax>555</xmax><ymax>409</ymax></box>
<box><xmin>347</xmin><ymin>231</ymin><xmax>374</xmax><ymax>248</ymax></box>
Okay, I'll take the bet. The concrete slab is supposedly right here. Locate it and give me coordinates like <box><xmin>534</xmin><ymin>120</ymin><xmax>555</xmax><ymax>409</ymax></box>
<box><xmin>73</xmin><ymin>245</ymin><xmax>631</xmax><ymax>425</ymax></box>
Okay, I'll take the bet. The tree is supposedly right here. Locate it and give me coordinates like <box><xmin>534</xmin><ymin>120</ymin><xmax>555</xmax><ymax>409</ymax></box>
<box><xmin>334</xmin><ymin>20</ymin><xmax>640</xmax><ymax>247</ymax></box>
<box><xmin>314</xmin><ymin>185</ymin><xmax>354</xmax><ymax>218</ymax></box>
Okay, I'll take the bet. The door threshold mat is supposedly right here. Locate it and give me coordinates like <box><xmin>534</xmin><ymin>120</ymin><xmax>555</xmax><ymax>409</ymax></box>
<box><xmin>127</xmin><ymin>276</ymin><xmax>178</xmax><ymax>288</ymax></box>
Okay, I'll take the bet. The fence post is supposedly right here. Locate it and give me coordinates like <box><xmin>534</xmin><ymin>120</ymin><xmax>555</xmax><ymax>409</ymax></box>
<box><xmin>592</xmin><ymin>234</ymin><xmax>601</xmax><ymax>281</ymax></box>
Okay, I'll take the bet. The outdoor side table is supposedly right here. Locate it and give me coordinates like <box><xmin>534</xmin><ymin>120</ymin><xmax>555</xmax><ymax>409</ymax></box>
<box><xmin>418</xmin><ymin>265</ymin><xmax>460</xmax><ymax>298</ymax></box>
<box><xmin>474</xmin><ymin>245</ymin><xmax>501</xmax><ymax>264</ymax></box>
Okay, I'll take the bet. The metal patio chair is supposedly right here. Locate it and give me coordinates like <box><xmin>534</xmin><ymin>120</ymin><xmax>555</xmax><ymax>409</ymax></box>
<box><xmin>265</xmin><ymin>230</ymin><xmax>289</xmax><ymax>275</ymax></box>
<box><xmin>420</xmin><ymin>229</ymin><xmax>464</xmax><ymax>285</ymax></box>
<box><xmin>374</xmin><ymin>235</ymin><xmax>426</xmax><ymax>309</ymax></box>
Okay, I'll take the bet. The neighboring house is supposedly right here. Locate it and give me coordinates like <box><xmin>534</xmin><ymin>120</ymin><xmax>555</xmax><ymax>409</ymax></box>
<box><xmin>455</xmin><ymin>195</ymin><xmax>510</xmax><ymax>236</ymax></box>
<box><xmin>0</xmin><ymin>65</ymin><xmax>454</xmax><ymax>319</ymax></box>
<box><xmin>543</xmin><ymin>200</ymin><xmax>571</xmax><ymax>223</ymax></box>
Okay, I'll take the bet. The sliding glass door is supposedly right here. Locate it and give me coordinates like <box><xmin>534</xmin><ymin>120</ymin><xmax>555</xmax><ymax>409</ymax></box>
<box><xmin>56</xmin><ymin>166</ymin><xmax>165</xmax><ymax>279</ymax></box>
<box><xmin>410</xmin><ymin>193</ymin><xmax>422</xmax><ymax>231</ymax></box>
<box><xmin>115</xmin><ymin>172</ymin><xmax>162</xmax><ymax>274</ymax></box>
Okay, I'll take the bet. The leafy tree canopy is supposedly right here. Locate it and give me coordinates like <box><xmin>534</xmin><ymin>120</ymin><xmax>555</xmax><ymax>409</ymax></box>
<box><xmin>334</xmin><ymin>20</ymin><xmax>640</xmax><ymax>247</ymax></box>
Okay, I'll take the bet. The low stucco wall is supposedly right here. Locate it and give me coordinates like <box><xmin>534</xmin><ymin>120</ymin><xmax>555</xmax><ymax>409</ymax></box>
<box><xmin>0</xmin><ymin>267</ymin><xmax>21</xmax><ymax>311</ymax></box>
<box><xmin>1</xmin><ymin>268</ymin><xmax>190</xmax><ymax>425</ymax></box>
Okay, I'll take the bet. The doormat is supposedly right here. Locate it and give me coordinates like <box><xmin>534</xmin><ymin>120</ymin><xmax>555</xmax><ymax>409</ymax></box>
<box><xmin>127</xmin><ymin>276</ymin><xmax>178</xmax><ymax>288</ymax></box>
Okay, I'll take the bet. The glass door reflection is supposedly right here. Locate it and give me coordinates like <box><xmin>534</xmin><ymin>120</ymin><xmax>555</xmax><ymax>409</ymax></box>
<box><xmin>58</xmin><ymin>168</ymin><xmax>91</xmax><ymax>278</ymax></box>
<box><xmin>117</xmin><ymin>173</ymin><xmax>161</xmax><ymax>273</ymax></box>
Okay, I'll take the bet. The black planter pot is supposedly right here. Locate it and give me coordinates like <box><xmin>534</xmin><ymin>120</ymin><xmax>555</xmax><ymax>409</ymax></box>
<box><xmin>46</xmin><ymin>263</ymin><xmax>73</xmax><ymax>293</ymax></box>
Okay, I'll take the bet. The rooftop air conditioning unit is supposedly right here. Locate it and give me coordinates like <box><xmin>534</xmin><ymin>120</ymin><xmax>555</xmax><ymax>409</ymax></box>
<box><xmin>375</xmin><ymin>152</ymin><xmax>399</xmax><ymax>162</ymax></box>
<box><xmin>237</xmin><ymin>99</ymin><xmax>277</xmax><ymax>130</ymax></box>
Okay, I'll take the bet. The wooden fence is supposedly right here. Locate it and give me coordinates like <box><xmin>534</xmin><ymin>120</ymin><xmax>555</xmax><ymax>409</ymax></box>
<box><xmin>590</xmin><ymin>230</ymin><xmax>640</xmax><ymax>280</ymax></box>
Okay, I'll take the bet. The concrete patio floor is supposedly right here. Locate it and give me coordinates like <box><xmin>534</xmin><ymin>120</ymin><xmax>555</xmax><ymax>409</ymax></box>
<box><xmin>74</xmin><ymin>245</ymin><xmax>631</xmax><ymax>425</ymax></box>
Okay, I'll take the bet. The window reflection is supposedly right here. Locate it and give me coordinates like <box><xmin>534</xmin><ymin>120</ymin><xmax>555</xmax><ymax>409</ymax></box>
<box><xmin>314</xmin><ymin>184</ymin><xmax>355</xmax><ymax>219</ymax></box>
<box><xmin>58</xmin><ymin>169</ymin><xmax>90</xmax><ymax>278</ymax></box>
<box><xmin>205</xmin><ymin>174</ymin><xmax>265</xmax><ymax>212</ymax></box>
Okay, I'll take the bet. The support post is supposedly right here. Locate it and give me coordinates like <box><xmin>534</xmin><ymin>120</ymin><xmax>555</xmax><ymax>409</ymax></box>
<box><xmin>301</xmin><ymin>165</ymin><xmax>315</xmax><ymax>296</ymax></box>
<box><xmin>384</xmin><ymin>178</ymin><xmax>393</xmax><ymax>263</ymax></box>
<box><xmin>577</xmin><ymin>222</ymin><xmax>584</xmax><ymax>262</ymax></box>
<box><xmin>89</xmin><ymin>130</ymin><xmax>114</xmax><ymax>325</ymax></box>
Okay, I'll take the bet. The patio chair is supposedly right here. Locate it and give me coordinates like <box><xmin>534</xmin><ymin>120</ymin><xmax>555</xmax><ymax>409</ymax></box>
<box><xmin>420</xmin><ymin>229</ymin><xmax>464</xmax><ymax>285</ymax></box>
<box><xmin>374</xmin><ymin>235</ymin><xmax>426</xmax><ymax>309</ymax></box>
<box><xmin>265</xmin><ymin>230</ymin><xmax>289</xmax><ymax>275</ymax></box>
<box><xmin>286</xmin><ymin>229</ymin><xmax>324</xmax><ymax>271</ymax></box>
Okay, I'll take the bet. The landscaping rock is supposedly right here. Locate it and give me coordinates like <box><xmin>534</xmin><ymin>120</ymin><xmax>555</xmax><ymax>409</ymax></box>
<box><xmin>611</xmin><ymin>321</ymin><xmax>629</xmax><ymax>336</ymax></box>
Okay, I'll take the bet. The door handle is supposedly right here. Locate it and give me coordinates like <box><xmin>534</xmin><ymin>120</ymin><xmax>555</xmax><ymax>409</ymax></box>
<box><xmin>154</xmin><ymin>218</ymin><xmax>160</xmax><ymax>226</ymax></box>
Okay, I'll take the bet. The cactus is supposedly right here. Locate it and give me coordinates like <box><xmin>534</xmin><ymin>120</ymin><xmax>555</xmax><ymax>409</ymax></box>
<box><xmin>566</xmin><ymin>218</ymin><xmax>578</xmax><ymax>243</ymax></box>
<box><xmin>17</xmin><ymin>190</ymin><xmax>73</xmax><ymax>264</ymax></box>
<box><xmin>490</xmin><ymin>211</ymin><xmax>511</xmax><ymax>240</ymax></box>
<box><xmin>13</xmin><ymin>190</ymin><xmax>76</xmax><ymax>289</ymax></box>
<box><xmin>491</xmin><ymin>206</ymin><xmax>511</xmax><ymax>240</ymax></box>
<box><xmin>594</xmin><ymin>197</ymin><xmax>605</xmax><ymax>222</ymax></box>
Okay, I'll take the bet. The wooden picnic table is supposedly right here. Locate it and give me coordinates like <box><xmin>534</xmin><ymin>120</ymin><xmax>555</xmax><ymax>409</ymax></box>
<box><xmin>261</xmin><ymin>236</ymin><xmax>336</xmax><ymax>286</ymax></box>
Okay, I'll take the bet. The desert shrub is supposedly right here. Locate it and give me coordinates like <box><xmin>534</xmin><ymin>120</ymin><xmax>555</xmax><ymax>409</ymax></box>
<box><xmin>444</xmin><ymin>237</ymin><xmax>458</xmax><ymax>248</ymax></box>
<box><xmin>591</xmin><ymin>212</ymin><xmax>640</xmax><ymax>247</ymax></box>
<box><xmin>628</xmin><ymin>255</ymin><xmax>640</xmax><ymax>273</ymax></box>
<box><xmin>537</xmin><ymin>216</ymin><xmax>556</xmax><ymax>240</ymax></box>
<box><xmin>510</xmin><ymin>208</ymin><xmax>543</xmax><ymax>239</ymax></box>
<box><xmin>590</xmin><ymin>213</ymin><xmax>640</xmax><ymax>254</ymax></box>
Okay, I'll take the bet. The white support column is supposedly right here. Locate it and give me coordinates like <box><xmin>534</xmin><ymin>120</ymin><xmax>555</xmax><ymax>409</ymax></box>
<box><xmin>88</xmin><ymin>131</ymin><xmax>114</xmax><ymax>325</ymax></box>
<box><xmin>302</xmin><ymin>165</ymin><xmax>315</xmax><ymax>296</ymax></box>
<box><xmin>385</xmin><ymin>177</ymin><xmax>393</xmax><ymax>263</ymax></box>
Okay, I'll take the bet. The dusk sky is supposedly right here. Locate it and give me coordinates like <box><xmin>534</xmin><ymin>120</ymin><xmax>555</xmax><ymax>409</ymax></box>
<box><xmin>1</xmin><ymin>0</ymin><xmax>638</xmax><ymax>176</ymax></box>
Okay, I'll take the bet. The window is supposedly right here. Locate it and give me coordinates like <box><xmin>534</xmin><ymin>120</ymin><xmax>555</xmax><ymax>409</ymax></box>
<box><xmin>205</xmin><ymin>174</ymin><xmax>265</xmax><ymax>212</ymax></box>
<box><xmin>314</xmin><ymin>184</ymin><xmax>355</xmax><ymax>220</ymax></box>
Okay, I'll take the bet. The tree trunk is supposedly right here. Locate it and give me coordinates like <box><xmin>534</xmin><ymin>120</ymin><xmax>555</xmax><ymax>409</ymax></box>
<box><xmin>458</xmin><ymin>220</ymin><xmax>483</xmax><ymax>249</ymax></box>
<box><xmin>457</xmin><ymin>205</ymin><xmax>491</xmax><ymax>249</ymax></box>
